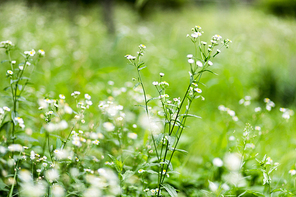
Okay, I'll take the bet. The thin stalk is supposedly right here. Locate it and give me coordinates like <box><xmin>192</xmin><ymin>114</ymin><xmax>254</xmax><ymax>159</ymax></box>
<box><xmin>161</xmin><ymin>102</ymin><xmax>192</xmax><ymax>183</ymax></box>
<box><xmin>8</xmin><ymin>158</ymin><xmax>19</xmax><ymax>197</ymax></box>
<box><xmin>11</xmin><ymin>59</ymin><xmax>28</xmax><ymax>144</ymax></box>
<box><xmin>7</xmin><ymin>50</ymin><xmax>15</xmax><ymax>145</ymax></box>
<box><xmin>46</xmin><ymin>132</ymin><xmax>53</xmax><ymax>162</ymax></box>
<box><xmin>157</xmin><ymin>84</ymin><xmax>191</xmax><ymax>196</ymax></box>
<box><xmin>155</xmin><ymin>86</ymin><xmax>169</xmax><ymax>184</ymax></box>
<box><xmin>159</xmin><ymin>70</ymin><xmax>205</xmax><ymax>186</ymax></box>
<box><xmin>61</xmin><ymin>125</ymin><xmax>75</xmax><ymax>150</ymax></box>
<box><xmin>136</xmin><ymin>68</ymin><xmax>160</xmax><ymax>161</ymax></box>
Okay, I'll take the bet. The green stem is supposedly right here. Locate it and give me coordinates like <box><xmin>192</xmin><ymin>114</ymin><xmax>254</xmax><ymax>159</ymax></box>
<box><xmin>157</xmin><ymin>84</ymin><xmax>191</xmax><ymax>196</ymax></box>
<box><xmin>159</xmin><ymin>70</ymin><xmax>205</xmax><ymax>187</ymax></box>
<box><xmin>136</xmin><ymin>67</ymin><xmax>160</xmax><ymax>161</ymax></box>
<box><xmin>8</xmin><ymin>159</ymin><xmax>19</xmax><ymax>197</ymax></box>
<box><xmin>161</xmin><ymin>102</ymin><xmax>192</xmax><ymax>184</ymax></box>
<box><xmin>47</xmin><ymin>132</ymin><xmax>53</xmax><ymax>162</ymax></box>
<box><xmin>7</xmin><ymin>50</ymin><xmax>15</xmax><ymax>145</ymax></box>
<box><xmin>61</xmin><ymin>125</ymin><xmax>75</xmax><ymax>150</ymax></box>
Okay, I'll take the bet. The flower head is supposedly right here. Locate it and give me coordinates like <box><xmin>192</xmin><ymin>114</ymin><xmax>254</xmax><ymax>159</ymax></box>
<box><xmin>85</xmin><ymin>94</ymin><xmax>91</xmax><ymax>100</ymax></box>
<box><xmin>125</xmin><ymin>54</ymin><xmax>136</xmax><ymax>60</ymax></box>
<box><xmin>24</xmin><ymin>49</ymin><xmax>35</xmax><ymax>57</ymax></box>
<box><xmin>139</xmin><ymin>44</ymin><xmax>146</xmax><ymax>49</ymax></box>
<box><xmin>289</xmin><ymin>169</ymin><xmax>296</xmax><ymax>176</ymax></box>
<box><xmin>38</xmin><ymin>49</ymin><xmax>45</xmax><ymax>57</ymax></box>
<box><xmin>6</xmin><ymin>70</ymin><xmax>13</xmax><ymax>76</ymax></box>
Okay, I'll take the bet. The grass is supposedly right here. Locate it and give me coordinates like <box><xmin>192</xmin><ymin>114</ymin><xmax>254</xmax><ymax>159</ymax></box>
<box><xmin>1</xmin><ymin>1</ymin><xmax>296</xmax><ymax>196</ymax></box>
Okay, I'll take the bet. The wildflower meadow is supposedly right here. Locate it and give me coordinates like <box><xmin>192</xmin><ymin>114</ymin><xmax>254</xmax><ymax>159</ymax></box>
<box><xmin>1</xmin><ymin>1</ymin><xmax>296</xmax><ymax>197</ymax></box>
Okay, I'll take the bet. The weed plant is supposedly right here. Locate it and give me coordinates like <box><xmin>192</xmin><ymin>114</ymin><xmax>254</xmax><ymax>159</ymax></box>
<box><xmin>0</xmin><ymin>23</ymin><xmax>296</xmax><ymax>197</ymax></box>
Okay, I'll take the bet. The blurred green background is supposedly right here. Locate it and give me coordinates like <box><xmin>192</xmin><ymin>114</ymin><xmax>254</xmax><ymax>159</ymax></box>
<box><xmin>1</xmin><ymin>0</ymin><xmax>296</xmax><ymax>189</ymax></box>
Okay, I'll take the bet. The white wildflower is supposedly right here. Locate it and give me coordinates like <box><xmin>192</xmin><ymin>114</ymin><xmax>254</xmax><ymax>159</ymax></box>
<box><xmin>213</xmin><ymin>158</ymin><xmax>223</xmax><ymax>167</ymax></box>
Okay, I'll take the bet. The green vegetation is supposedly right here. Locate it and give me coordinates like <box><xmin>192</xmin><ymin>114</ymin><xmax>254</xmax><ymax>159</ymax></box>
<box><xmin>1</xmin><ymin>1</ymin><xmax>296</xmax><ymax>196</ymax></box>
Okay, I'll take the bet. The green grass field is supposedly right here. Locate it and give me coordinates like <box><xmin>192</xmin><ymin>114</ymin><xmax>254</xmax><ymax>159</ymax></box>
<box><xmin>1</xmin><ymin>1</ymin><xmax>296</xmax><ymax>196</ymax></box>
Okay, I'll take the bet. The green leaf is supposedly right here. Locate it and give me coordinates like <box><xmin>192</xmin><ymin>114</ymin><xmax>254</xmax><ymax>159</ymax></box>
<box><xmin>17</xmin><ymin>96</ymin><xmax>26</xmax><ymax>102</ymax></box>
<box><xmin>3</xmin><ymin>86</ymin><xmax>11</xmax><ymax>91</ymax></box>
<box><xmin>179</xmin><ymin>114</ymin><xmax>201</xmax><ymax>119</ymax></box>
<box><xmin>122</xmin><ymin>170</ymin><xmax>135</xmax><ymax>181</ymax></box>
<box><xmin>164</xmin><ymin>103</ymin><xmax>178</xmax><ymax>108</ymax></box>
<box><xmin>10</xmin><ymin>79</ymin><xmax>18</xmax><ymax>84</ymax></box>
<box><xmin>11</xmin><ymin>111</ymin><xmax>18</xmax><ymax>125</ymax></box>
<box><xmin>18</xmin><ymin>84</ymin><xmax>23</xmax><ymax>91</ymax></box>
<box><xmin>143</xmin><ymin>129</ymin><xmax>149</xmax><ymax>145</ymax></box>
<box><xmin>40</xmin><ymin>126</ymin><xmax>45</xmax><ymax>134</ymax></box>
<box><xmin>155</xmin><ymin>133</ymin><xmax>164</xmax><ymax>145</ymax></box>
<box><xmin>56</xmin><ymin>138</ymin><xmax>62</xmax><ymax>149</ymax></box>
<box><xmin>108</xmin><ymin>154</ymin><xmax>123</xmax><ymax>173</ymax></box>
<box><xmin>146</xmin><ymin>97</ymin><xmax>160</xmax><ymax>104</ymax></box>
<box><xmin>134</xmin><ymin>104</ymin><xmax>146</xmax><ymax>110</ymax></box>
<box><xmin>20</xmin><ymin>77</ymin><xmax>30</xmax><ymax>80</ymax></box>
<box><xmin>170</xmin><ymin>148</ymin><xmax>188</xmax><ymax>154</ymax></box>
<box><xmin>262</xmin><ymin>154</ymin><xmax>267</xmax><ymax>162</ymax></box>
<box><xmin>262</xmin><ymin>172</ymin><xmax>269</xmax><ymax>185</ymax></box>
<box><xmin>138</xmin><ymin>66</ymin><xmax>146</xmax><ymax>71</ymax></box>
<box><xmin>159</xmin><ymin>160</ymin><xmax>173</xmax><ymax>170</ymax></box>
<box><xmin>17</xmin><ymin>134</ymin><xmax>38</xmax><ymax>142</ymax></box>
<box><xmin>172</xmin><ymin>119</ymin><xmax>185</xmax><ymax>128</ymax></box>
<box><xmin>162</xmin><ymin>183</ymin><xmax>177</xmax><ymax>197</ymax></box>
<box><xmin>144</xmin><ymin>163</ymin><xmax>160</xmax><ymax>167</ymax></box>
<box><xmin>199</xmin><ymin>69</ymin><xmax>218</xmax><ymax>75</ymax></box>
<box><xmin>167</xmin><ymin>136</ymin><xmax>176</xmax><ymax>146</ymax></box>
<box><xmin>1</xmin><ymin>60</ymin><xmax>9</xmax><ymax>64</ymax></box>
<box><xmin>146</xmin><ymin>170</ymin><xmax>158</xmax><ymax>174</ymax></box>
<box><xmin>268</xmin><ymin>165</ymin><xmax>278</xmax><ymax>174</ymax></box>
<box><xmin>137</xmin><ymin>62</ymin><xmax>145</xmax><ymax>67</ymax></box>
<box><xmin>238</xmin><ymin>191</ymin><xmax>247</xmax><ymax>197</ymax></box>
<box><xmin>0</xmin><ymin>178</ymin><xmax>8</xmax><ymax>191</ymax></box>
<box><xmin>134</xmin><ymin>82</ymin><xmax>141</xmax><ymax>89</ymax></box>
<box><xmin>49</xmin><ymin>134</ymin><xmax>62</xmax><ymax>139</ymax></box>
<box><xmin>166</xmin><ymin>170</ymin><xmax>180</xmax><ymax>174</ymax></box>
<box><xmin>0</xmin><ymin>121</ymin><xmax>10</xmax><ymax>132</ymax></box>
<box><xmin>238</xmin><ymin>190</ymin><xmax>265</xmax><ymax>197</ymax></box>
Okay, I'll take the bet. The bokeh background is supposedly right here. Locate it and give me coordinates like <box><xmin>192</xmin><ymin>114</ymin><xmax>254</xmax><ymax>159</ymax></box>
<box><xmin>1</xmin><ymin>0</ymin><xmax>296</xmax><ymax>192</ymax></box>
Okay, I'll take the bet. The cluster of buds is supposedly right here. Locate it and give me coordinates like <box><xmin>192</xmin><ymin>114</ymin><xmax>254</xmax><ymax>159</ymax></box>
<box><xmin>24</xmin><ymin>49</ymin><xmax>36</xmax><ymax>57</ymax></box>
<box><xmin>187</xmin><ymin>26</ymin><xmax>203</xmax><ymax>41</ymax></box>
<box><xmin>15</xmin><ymin>117</ymin><xmax>25</xmax><ymax>129</ymax></box>
<box><xmin>0</xmin><ymin>40</ymin><xmax>14</xmax><ymax>49</ymax></box>
<box><xmin>125</xmin><ymin>44</ymin><xmax>146</xmax><ymax>61</ymax></box>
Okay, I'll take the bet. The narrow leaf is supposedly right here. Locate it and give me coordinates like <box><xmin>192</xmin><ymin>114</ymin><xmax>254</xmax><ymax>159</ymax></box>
<box><xmin>20</xmin><ymin>77</ymin><xmax>30</xmax><ymax>80</ymax></box>
<box><xmin>170</xmin><ymin>148</ymin><xmax>188</xmax><ymax>154</ymax></box>
<box><xmin>146</xmin><ymin>170</ymin><xmax>158</xmax><ymax>174</ymax></box>
<box><xmin>122</xmin><ymin>170</ymin><xmax>135</xmax><ymax>181</ymax></box>
<box><xmin>18</xmin><ymin>84</ymin><xmax>23</xmax><ymax>91</ymax></box>
<box><xmin>179</xmin><ymin>114</ymin><xmax>201</xmax><ymax>119</ymax></box>
<box><xmin>162</xmin><ymin>183</ymin><xmax>177</xmax><ymax>197</ymax></box>
<box><xmin>17</xmin><ymin>135</ymin><xmax>38</xmax><ymax>142</ymax></box>
<box><xmin>134</xmin><ymin>82</ymin><xmax>141</xmax><ymax>89</ymax></box>
<box><xmin>138</xmin><ymin>66</ymin><xmax>146</xmax><ymax>71</ymax></box>
<box><xmin>199</xmin><ymin>69</ymin><xmax>218</xmax><ymax>75</ymax></box>
<box><xmin>56</xmin><ymin>138</ymin><xmax>62</xmax><ymax>149</ymax></box>
<box><xmin>1</xmin><ymin>60</ymin><xmax>9</xmax><ymax>64</ymax></box>
<box><xmin>3</xmin><ymin>86</ymin><xmax>11</xmax><ymax>91</ymax></box>
<box><xmin>146</xmin><ymin>97</ymin><xmax>159</xmax><ymax>103</ymax></box>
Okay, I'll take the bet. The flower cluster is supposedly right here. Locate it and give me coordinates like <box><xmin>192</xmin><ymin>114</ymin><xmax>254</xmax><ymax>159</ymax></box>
<box><xmin>264</xmin><ymin>98</ymin><xmax>275</xmax><ymax>111</ymax></box>
<box><xmin>218</xmin><ymin>105</ymin><xmax>239</xmax><ymax>121</ymax></box>
<box><xmin>0</xmin><ymin>40</ymin><xmax>14</xmax><ymax>49</ymax></box>
<box><xmin>280</xmin><ymin>107</ymin><xmax>294</xmax><ymax>120</ymax></box>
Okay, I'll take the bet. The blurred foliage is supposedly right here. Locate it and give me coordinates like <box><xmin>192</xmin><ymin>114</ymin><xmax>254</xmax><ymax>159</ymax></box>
<box><xmin>1</xmin><ymin>1</ymin><xmax>296</xmax><ymax>195</ymax></box>
<box><xmin>258</xmin><ymin>0</ymin><xmax>296</xmax><ymax>17</ymax></box>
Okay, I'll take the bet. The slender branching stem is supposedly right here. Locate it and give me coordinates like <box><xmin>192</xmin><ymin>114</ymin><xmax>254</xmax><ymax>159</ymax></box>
<box><xmin>61</xmin><ymin>125</ymin><xmax>75</xmax><ymax>150</ymax></box>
